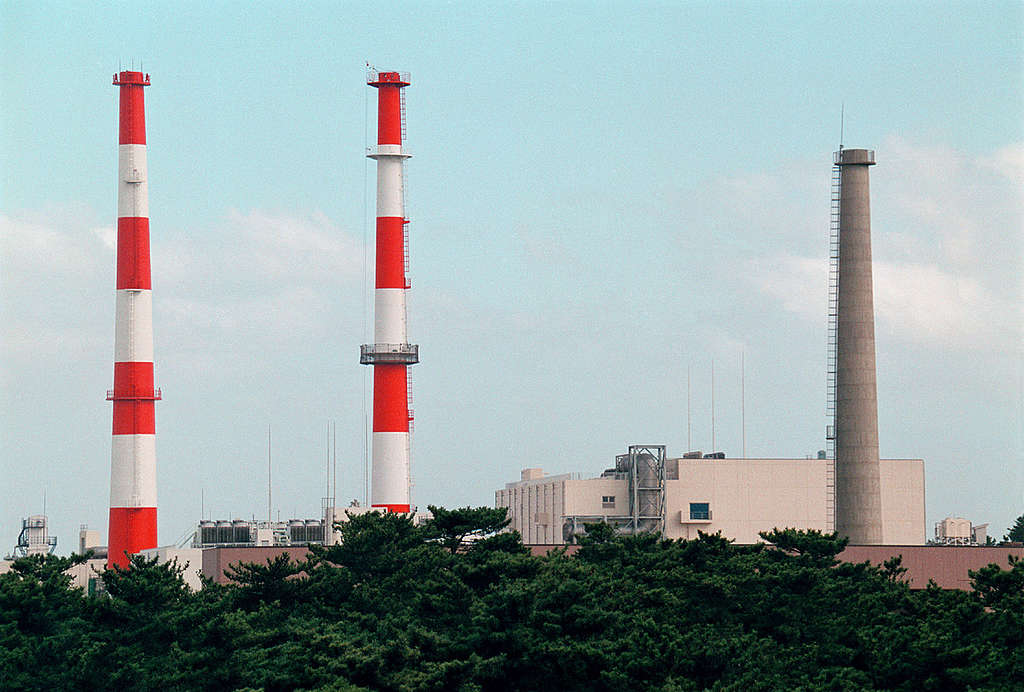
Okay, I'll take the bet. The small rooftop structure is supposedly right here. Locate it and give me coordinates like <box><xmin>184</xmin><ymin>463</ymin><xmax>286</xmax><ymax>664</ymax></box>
<box><xmin>933</xmin><ymin>516</ymin><xmax>989</xmax><ymax>546</ymax></box>
<box><xmin>10</xmin><ymin>515</ymin><xmax>57</xmax><ymax>558</ymax></box>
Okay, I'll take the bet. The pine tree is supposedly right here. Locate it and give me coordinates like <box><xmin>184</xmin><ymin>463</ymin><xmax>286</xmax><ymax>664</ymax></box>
<box><xmin>1004</xmin><ymin>514</ymin><xmax>1024</xmax><ymax>543</ymax></box>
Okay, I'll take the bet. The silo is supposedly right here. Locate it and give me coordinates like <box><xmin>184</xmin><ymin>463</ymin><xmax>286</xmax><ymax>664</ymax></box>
<box><xmin>832</xmin><ymin>148</ymin><xmax>883</xmax><ymax>544</ymax></box>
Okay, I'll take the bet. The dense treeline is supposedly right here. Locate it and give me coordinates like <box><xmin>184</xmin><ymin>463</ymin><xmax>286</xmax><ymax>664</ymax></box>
<box><xmin>1</xmin><ymin>507</ymin><xmax>1021</xmax><ymax>691</ymax></box>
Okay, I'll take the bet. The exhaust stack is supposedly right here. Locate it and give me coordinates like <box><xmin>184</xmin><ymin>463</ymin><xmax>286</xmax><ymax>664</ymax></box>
<box><xmin>360</xmin><ymin>70</ymin><xmax>417</xmax><ymax>513</ymax></box>
<box><xmin>833</xmin><ymin>148</ymin><xmax>883</xmax><ymax>544</ymax></box>
<box><xmin>107</xmin><ymin>71</ymin><xmax>159</xmax><ymax>567</ymax></box>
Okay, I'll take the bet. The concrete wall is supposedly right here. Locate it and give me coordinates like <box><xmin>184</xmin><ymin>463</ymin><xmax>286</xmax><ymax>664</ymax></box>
<box><xmin>524</xmin><ymin>544</ymin><xmax>1024</xmax><ymax>591</ymax></box>
<box><xmin>837</xmin><ymin>545</ymin><xmax>1024</xmax><ymax>590</ymax></box>
<box><xmin>880</xmin><ymin>459</ymin><xmax>926</xmax><ymax>544</ymax></box>
<box><xmin>565</xmin><ymin>478</ymin><xmax>628</xmax><ymax>517</ymax></box>
<box><xmin>66</xmin><ymin>558</ymin><xmax>109</xmax><ymax>592</ymax></box>
<box><xmin>139</xmin><ymin>546</ymin><xmax>205</xmax><ymax>590</ymax></box>
<box><xmin>201</xmin><ymin>546</ymin><xmax>313</xmax><ymax>585</ymax></box>
<box><xmin>665</xmin><ymin>458</ymin><xmax>831</xmax><ymax>543</ymax></box>
<box><xmin>497</xmin><ymin>473</ymin><xmax>578</xmax><ymax>544</ymax></box>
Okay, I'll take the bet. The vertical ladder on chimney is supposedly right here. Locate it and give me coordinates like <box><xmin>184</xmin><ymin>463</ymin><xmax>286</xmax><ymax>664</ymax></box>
<box><xmin>403</xmin><ymin>376</ymin><xmax>411</xmax><ymax>429</ymax></box>
<box><xmin>399</xmin><ymin>87</ymin><xmax>408</xmax><ymax>143</ymax></box>
<box><xmin>402</xmin><ymin>218</ymin><xmax>411</xmax><ymax>288</ymax></box>
<box><xmin>825</xmin><ymin>158</ymin><xmax>841</xmax><ymax>532</ymax></box>
<box><xmin>399</xmin><ymin>85</ymin><xmax>410</xmax><ymax>289</ymax></box>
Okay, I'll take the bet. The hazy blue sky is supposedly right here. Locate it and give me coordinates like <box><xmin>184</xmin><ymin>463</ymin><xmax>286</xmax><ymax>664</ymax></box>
<box><xmin>2</xmin><ymin>1</ymin><xmax>1021</xmax><ymax>551</ymax></box>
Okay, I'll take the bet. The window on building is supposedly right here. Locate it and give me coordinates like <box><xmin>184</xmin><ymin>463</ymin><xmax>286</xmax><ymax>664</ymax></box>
<box><xmin>689</xmin><ymin>502</ymin><xmax>710</xmax><ymax>520</ymax></box>
<box><xmin>602</xmin><ymin>495</ymin><xmax>615</xmax><ymax>508</ymax></box>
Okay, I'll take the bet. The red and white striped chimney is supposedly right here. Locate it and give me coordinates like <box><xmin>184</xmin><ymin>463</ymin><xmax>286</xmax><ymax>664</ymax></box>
<box><xmin>107</xmin><ymin>70</ymin><xmax>159</xmax><ymax>567</ymax></box>
<box><xmin>360</xmin><ymin>70</ymin><xmax>417</xmax><ymax>513</ymax></box>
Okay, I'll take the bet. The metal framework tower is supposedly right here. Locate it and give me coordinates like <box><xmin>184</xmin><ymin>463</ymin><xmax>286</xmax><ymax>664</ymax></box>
<box><xmin>830</xmin><ymin>148</ymin><xmax>883</xmax><ymax>544</ymax></box>
<box><xmin>561</xmin><ymin>445</ymin><xmax>666</xmax><ymax>540</ymax></box>
<box><xmin>360</xmin><ymin>70</ymin><xmax>417</xmax><ymax>513</ymax></box>
<box><xmin>107</xmin><ymin>71</ymin><xmax>160</xmax><ymax>567</ymax></box>
<box><xmin>628</xmin><ymin>445</ymin><xmax>666</xmax><ymax>535</ymax></box>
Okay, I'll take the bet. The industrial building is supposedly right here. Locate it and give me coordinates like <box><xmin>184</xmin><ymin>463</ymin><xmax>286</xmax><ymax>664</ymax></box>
<box><xmin>190</xmin><ymin>505</ymin><xmax>360</xmax><ymax>550</ymax></box>
<box><xmin>189</xmin><ymin>502</ymin><xmax>429</xmax><ymax>550</ymax></box>
<box><xmin>496</xmin><ymin>447</ymin><xmax>925</xmax><ymax>545</ymax></box>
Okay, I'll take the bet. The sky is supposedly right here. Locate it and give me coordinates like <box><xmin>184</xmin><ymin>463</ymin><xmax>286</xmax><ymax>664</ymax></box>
<box><xmin>1</xmin><ymin>1</ymin><xmax>1021</xmax><ymax>553</ymax></box>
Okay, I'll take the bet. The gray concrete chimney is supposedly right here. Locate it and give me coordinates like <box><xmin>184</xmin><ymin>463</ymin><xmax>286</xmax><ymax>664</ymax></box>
<box><xmin>833</xmin><ymin>148</ymin><xmax>883</xmax><ymax>544</ymax></box>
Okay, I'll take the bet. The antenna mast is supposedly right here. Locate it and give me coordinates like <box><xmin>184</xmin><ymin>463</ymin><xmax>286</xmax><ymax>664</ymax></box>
<box><xmin>741</xmin><ymin>351</ymin><xmax>746</xmax><ymax>458</ymax></box>
<box><xmin>710</xmin><ymin>359</ymin><xmax>716</xmax><ymax>453</ymax></box>
<box><xmin>839</xmin><ymin>103</ymin><xmax>845</xmax><ymax>150</ymax></box>
<box><xmin>267</xmin><ymin>425</ymin><xmax>272</xmax><ymax>523</ymax></box>
<box><xmin>686</xmin><ymin>364</ymin><xmax>691</xmax><ymax>452</ymax></box>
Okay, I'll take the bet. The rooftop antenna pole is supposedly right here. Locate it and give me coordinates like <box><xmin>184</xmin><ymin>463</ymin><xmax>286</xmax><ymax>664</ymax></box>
<box><xmin>686</xmin><ymin>363</ymin><xmax>691</xmax><ymax>452</ymax></box>
<box><xmin>741</xmin><ymin>351</ymin><xmax>746</xmax><ymax>458</ymax></box>
<box><xmin>332</xmin><ymin>420</ymin><xmax>337</xmax><ymax>505</ymax></box>
<box><xmin>267</xmin><ymin>425</ymin><xmax>272</xmax><ymax>523</ymax></box>
<box><xmin>711</xmin><ymin>359</ymin><xmax>716</xmax><ymax>453</ymax></box>
<box><xmin>839</xmin><ymin>103</ymin><xmax>844</xmax><ymax>150</ymax></box>
<box><xmin>362</xmin><ymin>61</ymin><xmax>371</xmax><ymax>510</ymax></box>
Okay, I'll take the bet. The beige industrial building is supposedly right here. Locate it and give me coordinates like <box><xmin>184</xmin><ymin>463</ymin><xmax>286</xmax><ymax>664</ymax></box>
<box><xmin>496</xmin><ymin>447</ymin><xmax>925</xmax><ymax>545</ymax></box>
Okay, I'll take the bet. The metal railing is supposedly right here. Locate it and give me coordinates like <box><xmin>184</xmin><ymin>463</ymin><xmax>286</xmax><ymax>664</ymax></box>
<box><xmin>359</xmin><ymin>343</ymin><xmax>419</xmax><ymax>365</ymax></box>
<box><xmin>106</xmin><ymin>388</ymin><xmax>162</xmax><ymax>401</ymax></box>
<box><xmin>834</xmin><ymin>149</ymin><xmax>875</xmax><ymax>165</ymax></box>
<box><xmin>366</xmin><ymin>69</ymin><xmax>411</xmax><ymax>85</ymax></box>
<box><xmin>365</xmin><ymin>144</ymin><xmax>412</xmax><ymax>157</ymax></box>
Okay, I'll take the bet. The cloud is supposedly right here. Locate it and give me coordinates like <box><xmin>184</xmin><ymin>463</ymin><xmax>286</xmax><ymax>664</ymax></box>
<box><xmin>0</xmin><ymin>213</ymin><xmax>107</xmax><ymax>278</ymax></box>
<box><xmin>978</xmin><ymin>142</ymin><xmax>1024</xmax><ymax>183</ymax></box>
<box><xmin>1</xmin><ymin>208</ymin><xmax>366</xmax><ymax>376</ymax></box>
<box><xmin>873</xmin><ymin>261</ymin><xmax>1019</xmax><ymax>344</ymax></box>
<box><xmin>159</xmin><ymin>208</ymin><xmax>362</xmax><ymax>286</ymax></box>
<box><xmin>747</xmin><ymin>255</ymin><xmax>827</xmax><ymax>322</ymax></box>
<box><xmin>745</xmin><ymin>139</ymin><xmax>1023</xmax><ymax>352</ymax></box>
<box><xmin>92</xmin><ymin>226</ymin><xmax>115</xmax><ymax>251</ymax></box>
<box><xmin>155</xmin><ymin>209</ymin><xmax>366</xmax><ymax>377</ymax></box>
<box><xmin>0</xmin><ymin>212</ymin><xmax>110</xmax><ymax>362</ymax></box>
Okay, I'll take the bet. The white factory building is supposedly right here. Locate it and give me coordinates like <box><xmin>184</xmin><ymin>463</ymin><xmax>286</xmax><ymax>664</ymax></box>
<box><xmin>496</xmin><ymin>446</ymin><xmax>925</xmax><ymax>545</ymax></box>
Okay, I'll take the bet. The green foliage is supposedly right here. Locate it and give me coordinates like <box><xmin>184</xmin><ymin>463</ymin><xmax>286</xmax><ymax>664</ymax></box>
<box><xmin>422</xmin><ymin>505</ymin><xmax>512</xmax><ymax>554</ymax></box>
<box><xmin>759</xmin><ymin>527</ymin><xmax>849</xmax><ymax>564</ymax></box>
<box><xmin>1004</xmin><ymin>513</ymin><xmax>1024</xmax><ymax>543</ymax></box>
<box><xmin>225</xmin><ymin>552</ymin><xmax>306</xmax><ymax>609</ymax></box>
<box><xmin>2</xmin><ymin>511</ymin><xmax>1022</xmax><ymax>690</ymax></box>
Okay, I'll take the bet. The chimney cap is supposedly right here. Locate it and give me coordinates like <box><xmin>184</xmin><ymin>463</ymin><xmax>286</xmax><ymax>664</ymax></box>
<box><xmin>835</xmin><ymin>148</ymin><xmax>875</xmax><ymax>166</ymax></box>
<box><xmin>113</xmin><ymin>71</ymin><xmax>151</xmax><ymax>87</ymax></box>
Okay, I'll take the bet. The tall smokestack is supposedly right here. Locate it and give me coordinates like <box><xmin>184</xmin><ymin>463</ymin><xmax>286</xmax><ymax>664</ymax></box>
<box><xmin>107</xmin><ymin>70</ymin><xmax>159</xmax><ymax>567</ymax></box>
<box><xmin>833</xmin><ymin>148</ymin><xmax>882</xmax><ymax>544</ymax></box>
<box><xmin>361</xmin><ymin>70</ymin><xmax>417</xmax><ymax>513</ymax></box>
